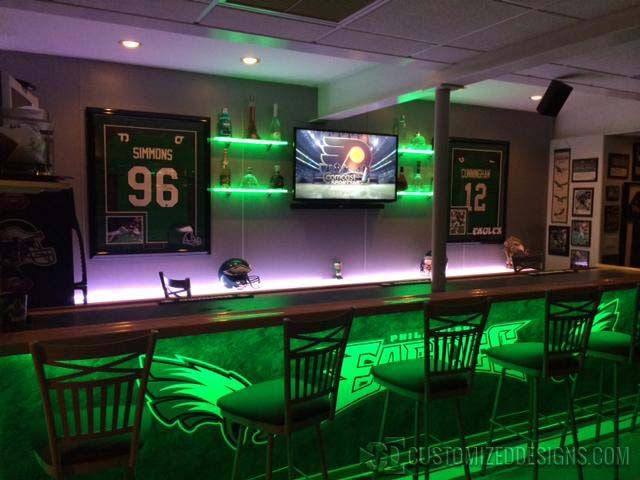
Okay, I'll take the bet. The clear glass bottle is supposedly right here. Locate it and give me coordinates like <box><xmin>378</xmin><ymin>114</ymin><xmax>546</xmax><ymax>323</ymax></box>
<box><xmin>413</xmin><ymin>161</ymin><xmax>424</xmax><ymax>191</ymax></box>
<box><xmin>411</xmin><ymin>131</ymin><xmax>427</xmax><ymax>148</ymax></box>
<box><xmin>247</xmin><ymin>96</ymin><xmax>259</xmax><ymax>139</ymax></box>
<box><xmin>269</xmin><ymin>164</ymin><xmax>284</xmax><ymax>189</ymax></box>
<box><xmin>269</xmin><ymin>103</ymin><xmax>282</xmax><ymax>141</ymax></box>
<box><xmin>241</xmin><ymin>165</ymin><xmax>258</xmax><ymax>188</ymax></box>
<box><xmin>219</xmin><ymin>149</ymin><xmax>231</xmax><ymax>187</ymax></box>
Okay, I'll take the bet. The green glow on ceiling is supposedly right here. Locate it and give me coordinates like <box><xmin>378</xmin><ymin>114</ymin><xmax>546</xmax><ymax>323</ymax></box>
<box><xmin>209</xmin><ymin>187</ymin><xmax>289</xmax><ymax>194</ymax></box>
<box><xmin>211</xmin><ymin>136</ymin><xmax>288</xmax><ymax>146</ymax></box>
<box><xmin>397</xmin><ymin>191</ymin><xmax>434</xmax><ymax>197</ymax></box>
<box><xmin>398</xmin><ymin>147</ymin><xmax>434</xmax><ymax>155</ymax></box>
<box><xmin>397</xmin><ymin>89</ymin><xmax>431</xmax><ymax>104</ymax></box>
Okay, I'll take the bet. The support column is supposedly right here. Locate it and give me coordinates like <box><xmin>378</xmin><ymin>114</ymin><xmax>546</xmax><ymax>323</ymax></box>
<box><xmin>431</xmin><ymin>86</ymin><xmax>451</xmax><ymax>293</ymax></box>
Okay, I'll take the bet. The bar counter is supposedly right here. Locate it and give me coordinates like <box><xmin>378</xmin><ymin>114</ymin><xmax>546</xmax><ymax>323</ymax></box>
<box><xmin>2</xmin><ymin>267</ymin><xmax>640</xmax><ymax>479</ymax></box>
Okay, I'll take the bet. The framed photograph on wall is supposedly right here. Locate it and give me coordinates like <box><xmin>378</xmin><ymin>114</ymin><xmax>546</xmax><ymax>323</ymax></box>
<box><xmin>571</xmin><ymin>157</ymin><xmax>598</xmax><ymax>182</ymax></box>
<box><xmin>551</xmin><ymin>149</ymin><xmax>570</xmax><ymax>223</ymax></box>
<box><xmin>604</xmin><ymin>205</ymin><xmax>621</xmax><ymax>233</ymax></box>
<box><xmin>608</xmin><ymin>153</ymin><xmax>630</xmax><ymax>179</ymax></box>
<box><xmin>620</xmin><ymin>182</ymin><xmax>640</xmax><ymax>267</ymax></box>
<box><xmin>447</xmin><ymin>138</ymin><xmax>508</xmax><ymax>243</ymax></box>
<box><xmin>572</xmin><ymin>188</ymin><xmax>594</xmax><ymax>217</ymax></box>
<box><xmin>605</xmin><ymin>185</ymin><xmax>621</xmax><ymax>202</ymax></box>
<box><xmin>86</xmin><ymin>108</ymin><xmax>211</xmax><ymax>256</ymax></box>
<box><xmin>633</xmin><ymin>143</ymin><xmax>640</xmax><ymax>181</ymax></box>
<box><xmin>571</xmin><ymin>220</ymin><xmax>591</xmax><ymax>247</ymax></box>
<box><xmin>570</xmin><ymin>249</ymin><xmax>590</xmax><ymax>269</ymax></box>
<box><xmin>548</xmin><ymin>225</ymin><xmax>570</xmax><ymax>256</ymax></box>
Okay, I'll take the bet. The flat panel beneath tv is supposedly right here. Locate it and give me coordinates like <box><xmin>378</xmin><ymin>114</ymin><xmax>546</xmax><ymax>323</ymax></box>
<box><xmin>290</xmin><ymin>202</ymin><xmax>385</xmax><ymax>210</ymax></box>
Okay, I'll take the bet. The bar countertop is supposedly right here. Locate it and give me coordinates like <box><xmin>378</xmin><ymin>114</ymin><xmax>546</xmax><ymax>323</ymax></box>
<box><xmin>2</xmin><ymin>266</ymin><xmax>639</xmax><ymax>356</ymax></box>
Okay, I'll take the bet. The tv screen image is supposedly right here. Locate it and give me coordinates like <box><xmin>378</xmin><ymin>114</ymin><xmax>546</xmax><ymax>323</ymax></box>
<box><xmin>294</xmin><ymin>128</ymin><xmax>398</xmax><ymax>202</ymax></box>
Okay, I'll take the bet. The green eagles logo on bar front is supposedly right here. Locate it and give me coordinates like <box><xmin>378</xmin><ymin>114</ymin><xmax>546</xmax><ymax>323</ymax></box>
<box><xmin>140</xmin><ymin>299</ymin><xmax>620</xmax><ymax>449</ymax></box>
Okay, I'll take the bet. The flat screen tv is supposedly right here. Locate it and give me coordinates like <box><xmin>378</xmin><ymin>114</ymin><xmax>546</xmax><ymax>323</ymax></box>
<box><xmin>293</xmin><ymin>128</ymin><xmax>398</xmax><ymax>203</ymax></box>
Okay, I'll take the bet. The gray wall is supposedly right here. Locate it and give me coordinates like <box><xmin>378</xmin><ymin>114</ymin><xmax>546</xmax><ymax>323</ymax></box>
<box><xmin>1</xmin><ymin>51</ymin><xmax>554</xmax><ymax>299</ymax></box>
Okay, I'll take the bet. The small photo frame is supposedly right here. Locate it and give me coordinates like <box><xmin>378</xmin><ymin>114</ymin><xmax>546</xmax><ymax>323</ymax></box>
<box><xmin>571</xmin><ymin>220</ymin><xmax>591</xmax><ymax>247</ymax></box>
<box><xmin>571</xmin><ymin>158</ymin><xmax>598</xmax><ymax>183</ymax></box>
<box><xmin>106</xmin><ymin>216</ymin><xmax>144</xmax><ymax>245</ymax></box>
<box><xmin>449</xmin><ymin>207</ymin><xmax>468</xmax><ymax>236</ymax></box>
<box><xmin>608</xmin><ymin>153</ymin><xmax>630</xmax><ymax>179</ymax></box>
<box><xmin>570</xmin><ymin>249</ymin><xmax>590</xmax><ymax>269</ymax></box>
<box><xmin>605</xmin><ymin>185</ymin><xmax>620</xmax><ymax>202</ymax></box>
<box><xmin>572</xmin><ymin>188</ymin><xmax>594</xmax><ymax>217</ymax></box>
<box><xmin>604</xmin><ymin>205</ymin><xmax>621</xmax><ymax>233</ymax></box>
<box><xmin>548</xmin><ymin>225</ymin><xmax>570</xmax><ymax>256</ymax></box>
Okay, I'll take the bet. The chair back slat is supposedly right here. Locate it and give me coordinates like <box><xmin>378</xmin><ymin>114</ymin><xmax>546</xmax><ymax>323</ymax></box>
<box><xmin>284</xmin><ymin>310</ymin><xmax>354</xmax><ymax>427</ymax></box>
<box><xmin>424</xmin><ymin>297</ymin><xmax>491</xmax><ymax>394</ymax></box>
<box><xmin>544</xmin><ymin>288</ymin><xmax>601</xmax><ymax>377</ymax></box>
<box><xmin>30</xmin><ymin>331</ymin><xmax>156</xmax><ymax>474</ymax></box>
<box><xmin>159</xmin><ymin>272</ymin><xmax>192</xmax><ymax>300</ymax></box>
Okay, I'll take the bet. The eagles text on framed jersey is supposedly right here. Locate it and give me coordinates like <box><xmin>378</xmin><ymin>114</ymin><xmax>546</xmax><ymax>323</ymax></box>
<box><xmin>86</xmin><ymin>108</ymin><xmax>210</xmax><ymax>256</ymax></box>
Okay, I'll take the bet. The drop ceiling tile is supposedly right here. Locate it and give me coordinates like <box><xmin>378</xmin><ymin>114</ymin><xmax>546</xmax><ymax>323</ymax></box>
<box><xmin>517</xmin><ymin>63</ymin><xmax>586</xmax><ymax>79</ymax></box>
<box><xmin>320</xmin><ymin>29</ymin><xmax>435</xmax><ymax>57</ymax></box>
<box><xmin>558</xmin><ymin>39</ymin><xmax>640</xmax><ymax>78</ymax></box>
<box><xmin>223</xmin><ymin>0</ymin><xmax>377</xmax><ymax>22</ymax></box>
<box><xmin>347</xmin><ymin>0</ymin><xmax>526</xmax><ymax>44</ymax></box>
<box><xmin>540</xmin><ymin>0</ymin><xmax>640</xmax><ymax>19</ymax></box>
<box><xmin>51</xmin><ymin>0</ymin><xmax>205</xmax><ymax>23</ymax></box>
<box><xmin>450</xmin><ymin>11</ymin><xmax>576</xmax><ymax>50</ymax></box>
<box><xmin>413</xmin><ymin>45</ymin><xmax>482</xmax><ymax>64</ymax></box>
<box><xmin>201</xmin><ymin>6</ymin><xmax>334</xmax><ymax>41</ymax></box>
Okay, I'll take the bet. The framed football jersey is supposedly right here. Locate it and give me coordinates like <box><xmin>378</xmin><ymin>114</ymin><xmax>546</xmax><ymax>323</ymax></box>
<box><xmin>448</xmin><ymin>138</ymin><xmax>509</xmax><ymax>243</ymax></box>
<box><xmin>86</xmin><ymin>108</ymin><xmax>210</xmax><ymax>256</ymax></box>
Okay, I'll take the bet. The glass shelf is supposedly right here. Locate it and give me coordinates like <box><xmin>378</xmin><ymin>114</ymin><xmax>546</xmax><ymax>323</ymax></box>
<box><xmin>211</xmin><ymin>137</ymin><xmax>288</xmax><ymax>147</ymax></box>
<box><xmin>397</xmin><ymin>191</ymin><xmax>433</xmax><ymax>197</ymax></box>
<box><xmin>209</xmin><ymin>187</ymin><xmax>289</xmax><ymax>194</ymax></box>
<box><xmin>398</xmin><ymin>147</ymin><xmax>434</xmax><ymax>155</ymax></box>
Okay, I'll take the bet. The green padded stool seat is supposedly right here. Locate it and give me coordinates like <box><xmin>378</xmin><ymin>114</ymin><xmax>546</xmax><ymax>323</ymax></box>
<box><xmin>588</xmin><ymin>331</ymin><xmax>633</xmax><ymax>360</ymax></box>
<box><xmin>485</xmin><ymin>342</ymin><xmax>580</xmax><ymax>376</ymax></box>
<box><xmin>218</xmin><ymin>379</ymin><xmax>331</xmax><ymax>426</ymax></box>
<box><xmin>371</xmin><ymin>358</ymin><xmax>469</xmax><ymax>399</ymax></box>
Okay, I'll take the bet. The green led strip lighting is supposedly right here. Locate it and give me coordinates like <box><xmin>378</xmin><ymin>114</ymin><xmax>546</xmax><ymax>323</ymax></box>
<box><xmin>209</xmin><ymin>187</ymin><xmax>289</xmax><ymax>194</ymax></box>
<box><xmin>398</xmin><ymin>191</ymin><xmax>433</xmax><ymax>197</ymax></box>
<box><xmin>211</xmin><ymin>136</ymin><xmax>288</xmax><ymax>146</ymax></box>
<box><xmin>398</xmin><ymin>147</ymin><xmax>434</xmax><ymax>155</ymax></box>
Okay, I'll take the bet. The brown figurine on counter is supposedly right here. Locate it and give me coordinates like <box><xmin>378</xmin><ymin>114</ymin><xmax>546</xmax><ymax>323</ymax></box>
<box><xmin>503</xmin><ymin>236</ymin><xmax>527</xmax><ymax>269</ymax></box>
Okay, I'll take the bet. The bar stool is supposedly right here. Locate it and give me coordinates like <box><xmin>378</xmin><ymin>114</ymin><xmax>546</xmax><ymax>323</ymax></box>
<box><xmin>481</xmin><ymin>287</ymin><xmax>601</xmax><ymax>480</ymax></box>
<box><xmin>218</xmin><ymin>310</ymin><xmax>354</xmax><ymax>480</ymax></box>
<box><xmin>30</xmin><ymin>331</ymin><xmax>157</xmax><ymax>480</ymax></box>
<box><xmin>563</xmin><ymin>283</ymin><xmax>640</xmax><ymax>480</ymax></box>
<box><xmin>158</xmin><ymin>271</ymin><xmax>192</xmax><ymax>299</ymax></box>
<box><xmin>371</xmin><ymin>296</ymin><xmax>491</xmax><ymax>480</ymax></box>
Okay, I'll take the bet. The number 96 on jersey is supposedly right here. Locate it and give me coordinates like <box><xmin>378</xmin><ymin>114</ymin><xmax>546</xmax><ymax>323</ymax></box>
<box><xmin>448</xmin><ymin>139</ymin><xmax>508</xmax><ymax>243</ymax></box>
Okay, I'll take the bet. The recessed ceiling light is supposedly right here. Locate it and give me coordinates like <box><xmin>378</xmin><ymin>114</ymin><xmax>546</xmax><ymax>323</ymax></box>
<box><xmin>120</xmin><ymin>40</ymin><xmax>141</xmax><ymax>49</ymax></box>
<box><xmin>242</xmin><ymin>56</ymin><xmax>260</xmax><ymax>66</ymax></box>
<box><xmin>530</xmin><ymin>94</ymin><xmax>543</xmax><ymax>101</ymax></box>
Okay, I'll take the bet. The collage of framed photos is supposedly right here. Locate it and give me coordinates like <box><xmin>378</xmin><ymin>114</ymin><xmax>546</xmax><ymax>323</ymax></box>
<box><xmin>548</xmin><ymin>148</ymin><xmax>595</xmax><ymax>269</ymax></box>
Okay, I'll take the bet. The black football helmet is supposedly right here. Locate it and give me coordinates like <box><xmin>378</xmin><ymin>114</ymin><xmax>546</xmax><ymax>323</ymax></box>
<box><xmin>218</xmin><ymin>258</ymin><xmax>260</xmax><ymax>289</ymax></box>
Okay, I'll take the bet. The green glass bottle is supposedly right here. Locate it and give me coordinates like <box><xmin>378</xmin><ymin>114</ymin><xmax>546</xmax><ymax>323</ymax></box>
<box><xmin>217</xmin><ymin>107</ymin><xmax>232</xmax><ymax>137</ymax></box>
<box><xmin>269</xmin><ymin>103</ymin><xmax>282</xmax><ymax>140</ymax></box>
<box><xmin>219</xmin><ymin>149</ymin><xmax>231</xmax><ymax>187</ymax></box>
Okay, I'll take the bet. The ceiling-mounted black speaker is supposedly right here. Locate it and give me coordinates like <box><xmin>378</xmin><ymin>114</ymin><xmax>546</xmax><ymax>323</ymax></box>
<box><xmin>536</xmin><ymin>80</ymin><xmax>573</xmax><ymax>117</ymax></box>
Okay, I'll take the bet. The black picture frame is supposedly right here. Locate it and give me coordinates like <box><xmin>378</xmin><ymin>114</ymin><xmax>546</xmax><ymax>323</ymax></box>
<box><xmin>632</xmin><ymin>143</ymin><xmax>640</xmax><ymax>181</ymax></box>
<box><xmin>608</xmin><ymin>153</ymin><xmax>630</xmax><ymax>179</ymax></box>
<box><xmin>571</xmin><ymin>157</ymin><xmax>598</xmax><ymax>183</ymax></box>
<box><xmin>604</xmin><ymin>205</ymin><xmax>621</xmax><ymax>233</ymax></box>
<box><xmin>572</xmin><ymin>187</ymin><xmax>594</xmax><ymax>217</ymax></box>
<box><xmin>548</xmin><ymin>225</ymin><xmax>570</xmax><ymax>256</ymax></box>
<box><xmin>605</xmin><ymin>185</ymin><xmax>621</xmax><ymax>202</ymax></box>
<box><xmin>570</xmin><ymin>249</ymin><xmax>590</xmax><ymax>269</ymax></box>
<box><xmin>447</xmin><ymin>137</ymin><xmax>509</xmax><ymax>244</ymax></box>
<box><xmin>86</xmin><ymin>108</ymin><xmax>211</xmax><ymax>256</ymax></box>
<box><xmin>619</xmin><ymin>182</ymin><xmax>640</xmax><ymax>266</ymax></box>
<box><xmin>571</xmin><ymin>220</ymin><xmax>591</xmax><ymax>247</ymax></box>
<box><xmin>551</xmin><ymin>149</ymin><xmax>570</xmax><ymax>224</ymax></box>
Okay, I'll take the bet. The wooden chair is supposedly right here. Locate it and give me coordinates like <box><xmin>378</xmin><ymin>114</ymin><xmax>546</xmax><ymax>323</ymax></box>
<box><xmin>218</xmin><ymin>309</ymin><xmax>354</xmax><ymax>480</ymax></box>
<box><xmin>371</xmin><ymin>296</ymin><xmax>491</xmax><ymax>480</ymax></box>
<box><xmin>482</xmin><ymin>287</ymin><xmax>601</xmax><ymax>480</ymax></box>
<box><xmin>30</xmin><ymin>331</ymin><xmax>157</xmax><ymax>479</ymax></box>
<box><xmin>158</xmin><ymin>271</ymin><xmax>192</xmax><ymax>299</ymax></box>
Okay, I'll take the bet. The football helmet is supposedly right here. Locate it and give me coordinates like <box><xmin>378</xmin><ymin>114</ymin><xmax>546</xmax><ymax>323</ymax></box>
<box><xmin>0</xmin><ymin>219</ymin><xmax>57</xmax><ymax>267</ymax></box>
<box><xmin>218</xmin><ymin>258</ymin><xmax>260</xmax><ymax>289</ymax></box>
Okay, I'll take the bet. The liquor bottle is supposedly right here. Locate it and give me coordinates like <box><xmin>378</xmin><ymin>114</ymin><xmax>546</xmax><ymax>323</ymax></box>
<box><xmin>240</xmin><ymin>166</ymin><xmax>258</xmax><ymax>188</ymax></box>
<box><xmin>247</xmin><ymin>96</ymin><xmax>259</xmax><ymax>139</ymax></box>
<box><xmin>396</xmin><ymin>165</ymin><xmax>408</xmax><ymax>191</ymax></box>
<box><xmin>219</xmin><ymin>149</ymin><xmax>231</xmax><ymax>187</ymax></box>
<box><xmin>217</xmin><ymin>107</ymin><xmax>232</xmax><ymax>137</ymax></box>
<box><xmin>413</xmin><ymin>161</ymin><xmax>424</xmax><ymax>191</ymax></box>
<box><xmin>269</xmin><ymin>164</ymin><xmax>284</xmax><ymax>189</ymax></box>
<box><xmin>411</xmin><ymin>131</ymin><xmax>427</xmax><ymax>148</ymax></box>
<box><xmin>269</xmin><ymin>103</ymin><xmax>282</xmax><ymax>140</ymax></box>
<box><xmin>393</xmin><ymin>114</ymin><xmax>408</xmax><ymax>144</ymax></box>
<box><xmin>333</xmin><ymin>259</ymin><xmax>343</xmax><ymax>280</ymax></box>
